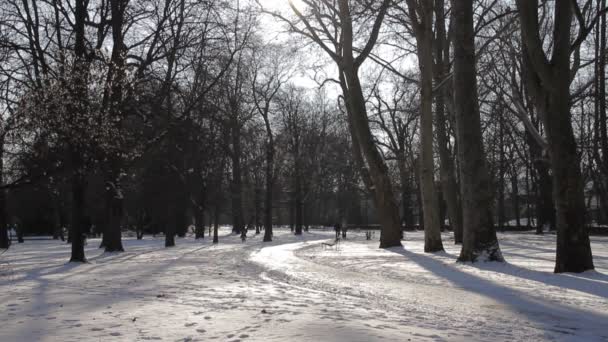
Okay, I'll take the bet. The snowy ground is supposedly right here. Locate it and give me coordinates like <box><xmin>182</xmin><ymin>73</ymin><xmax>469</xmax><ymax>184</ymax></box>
<box><xmin>1</xmin><ymin>228</ymin><xmax>607</xmax><ymax>342</ymax></box>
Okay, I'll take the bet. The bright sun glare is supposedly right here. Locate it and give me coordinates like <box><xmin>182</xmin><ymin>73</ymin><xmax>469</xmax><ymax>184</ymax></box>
<box><xmin>260</xmin><ymin>0</ymin><xmax>304</xmax><ymax>12</ymax></box>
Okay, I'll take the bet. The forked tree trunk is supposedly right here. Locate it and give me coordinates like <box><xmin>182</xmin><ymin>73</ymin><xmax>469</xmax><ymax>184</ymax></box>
<box><xmin>451</xmin><ymin>0</ymin><xmax>503</xmax><ymax>262</ymax></box>
<box><xmin>407</xmin><ymin>0</ymin><xmax>443</xmax><ymax>252</ymax></box>
<box><xmin>434</xmin><ymin>0</ymin><xmax>463</xmax><ymax>244</ymax></box>
<box><xmin>517</xmin><ymin>0</ymin><xmax>593</xmax><ymax>272</ymax></box>
<box><xmin>336</xmin><ymin>0</ymin><xmax>402</xmax><ymax>248</ymax></box>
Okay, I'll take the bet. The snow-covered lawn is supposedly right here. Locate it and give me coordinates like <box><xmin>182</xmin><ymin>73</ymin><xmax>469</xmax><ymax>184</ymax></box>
<box><xmin>1</xmin><ymin>228</ymin><xmax>607</xmax><ymax>341</ymax></box>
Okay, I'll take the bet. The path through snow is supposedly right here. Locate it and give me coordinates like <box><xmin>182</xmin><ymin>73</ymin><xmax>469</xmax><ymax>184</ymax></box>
<box><xmin>1</xmin><ymin>228</ymin><xmax>607</xmax><ymax>341</ymax></box>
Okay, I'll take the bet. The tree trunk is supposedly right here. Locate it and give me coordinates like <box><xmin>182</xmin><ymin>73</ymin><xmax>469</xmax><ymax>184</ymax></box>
<box><xmin>547</xmin><ymin>86</ymin><xmax>594</xmax><ymax>272</ymax></box>
<box><xmin>213</xmin><ymin>203</ymin><xmax>220</xmax><ymax>244</ymax></box>
<box><xmin>409</xmin><ymin>0</ymin><xmax>443</xmax><ymax>252</ymax></box>
<box><xmin>336</xmin><ymin>0</ymin><xmax>402</xmax><ymax>248</ymax></box>
<box><xmin>517</xmin><ymin>0</ymin><xmax>594</xmax><ymax>272</ymax></box>
<box><xmin>101</xmin><ymin>0</ymin><xmax>127</xmax><ymax>254</ymax></box>
<box><xmin>434</xmin><ymin>0</ymin><xmax>463</xmax><ymax>244</ymax></box>
<box><xmin>70</xmin><ymin>167</ymin><xmax>86</xmax><ymax>262</ymax></box>
<box><xmin>68</xmin><ymin>0</ymin><xmax>88</xmax><ymax>263</ymax></box>
<box><xmin>104</xmin><ymin>176</ymin><xmax>124</xmax><ymax>252</ymax></box>
<box><xmin>451</xmin><ymin>0</ymin><xmax>503</xmax><ymax>262</ymax></box>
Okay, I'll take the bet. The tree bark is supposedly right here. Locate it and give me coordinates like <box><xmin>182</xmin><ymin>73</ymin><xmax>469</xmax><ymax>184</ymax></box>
<box><xmin>263</xmin><ymin>134</ymin><xmax>274</xmax><ymax>241</ymax></box>
<box><xmin>100</xmin><ymin>0</ymin><xmax>129</xmax><ymax>253</ymax></box>
<box><xmin>70</xmin><ymin>165</ymin><xmax>86</xmax><ymax>262</ymax></box>
<box><xmin>335</xmin><ymin>0</ymin><xmax>402</xmax><ymax>248</ymax></box>
<box><xmin>68</xmin><ymin>0</ymin><xmax>89</xmax><ymax>263</ymax></box>
<box><xmin>451</xmin><ymin>0</ymin><xmax>503</xmax><ymax>262</ymax></box>
<box><xmin>517</xmin><ymin>0</ymin><xmax>594</xmax><ymax>273</ymax></box>
<box><xmin>434</xmin><ymin>0</ymin><xmax>462</xmax><ymax>244</ymax></box>
<box><xmin>407</xmin><ymin>0</ymin><xmax>443</xmax><ymax>252</ymax></box>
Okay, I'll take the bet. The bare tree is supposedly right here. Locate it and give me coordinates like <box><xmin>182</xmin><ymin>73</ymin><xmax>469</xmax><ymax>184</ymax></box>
<box><xmin>403</xmin><ymin>0</ymin><xmax>443</xmax><ymax>252</ymax></box>
<box><xmin>451</xmin><ymin>0</ymin><xmax>503</xmax><ymax>262</ymax></box>
<box><xmin>516</xmin><ymin>0</ymin><xmax>596</xmax><ymax>272</ymax></box>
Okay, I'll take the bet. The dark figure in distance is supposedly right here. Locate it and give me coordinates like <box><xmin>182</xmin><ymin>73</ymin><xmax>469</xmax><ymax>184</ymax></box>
<box><xmin>334</xmin><ymin>223</ymin><xmax>341</xmax><ymax>240</ymax></box>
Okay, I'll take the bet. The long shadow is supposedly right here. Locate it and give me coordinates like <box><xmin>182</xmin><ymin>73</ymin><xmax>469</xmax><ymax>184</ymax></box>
<box><xmin>386</xmin><ymin>247</ymin><xmax>608</xmax><ymax>339</ymax></box>
<box><xmin>501</xmin><ymin>239</ymin><xmax>608</xmax><ymax>264</ymax></box>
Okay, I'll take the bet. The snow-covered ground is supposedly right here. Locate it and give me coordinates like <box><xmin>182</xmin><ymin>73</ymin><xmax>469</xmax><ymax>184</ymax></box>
<box><xmin>1</xmin><ymin>228</ymin><xmax>607</xmax><ymax>342</ymax></box>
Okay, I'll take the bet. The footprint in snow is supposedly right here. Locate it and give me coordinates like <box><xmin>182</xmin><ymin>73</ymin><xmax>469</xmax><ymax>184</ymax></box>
<box><xmin>109</xmin><ymin>332</ymin><xmax>122</xmax><ymax>336</ymax></box>
<box><xmin>204</xmin><ymin>316</ymin><xmax>212</xmax><ymax>320</ymax></box>
<box><xmin>185</xmin><ymin>322</ymin><xmax>197</xmax><ymax>327</ymax></box>
<box><xmin>196</xmin><ymin>329</ymin><xmax>206</xmax><ymax>333</ymax></box>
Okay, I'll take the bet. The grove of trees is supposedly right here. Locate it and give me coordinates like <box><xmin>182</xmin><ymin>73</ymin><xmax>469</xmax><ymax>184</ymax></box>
<box><xmin>0</xmin><ymin>0</ymin><xmax>606</xmax><ymax>273</ymax></box>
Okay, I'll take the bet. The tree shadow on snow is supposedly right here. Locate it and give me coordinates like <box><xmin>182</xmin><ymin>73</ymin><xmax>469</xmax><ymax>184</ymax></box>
<box><xmin>385</xmin><ymin>247</ymin><xmax>608</xmax><ymax>339</ymax></box>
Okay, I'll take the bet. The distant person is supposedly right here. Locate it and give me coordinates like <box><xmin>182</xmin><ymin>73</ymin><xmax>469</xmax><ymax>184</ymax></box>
<box><xmin>342</xmin><ymin>226</ymin><xmax>348</xmax><ymax>239</ymax></box>
<box><xmin>241</xmin><ymin>225</ymin><xmax>248</xmax><ymax>242</ymax></box>
<box><xmin>16</xmin><ymin>224</ymin><xmax>24</xmax><ymax>243</ymax></box>
<box><xmin>334</xmin><ymin>223</ymin><xmax>341</xmax><ymax>240</ymax></box>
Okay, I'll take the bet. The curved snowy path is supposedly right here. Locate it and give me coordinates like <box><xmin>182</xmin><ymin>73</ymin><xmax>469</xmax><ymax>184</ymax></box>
<box><xmin>251</xmin><ymin>233</ymin><xmax>608</xmax><ymax>342</ymax></box>
<box><xmin>1</xmin><ymin>229</ymin><xmax>607</xmax><ymax>341</ymax></box>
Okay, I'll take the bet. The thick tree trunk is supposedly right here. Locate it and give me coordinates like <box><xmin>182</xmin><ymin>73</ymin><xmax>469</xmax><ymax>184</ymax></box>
<box><xmin>517</xmin><ymin>0</ymin><xmax>594</xmax><ymax>272</ymax></box>
<box><xmin>334</xmin><ymin>0</ymin><xmax>402</xmax><ymax>248</ymax></box>
<box><xmin>70</xmin><ymin>168</ymin><xmax>86</xmax><ymax>262</ymax></box>
<box><xmin>101</xmin><ymin>0</ymin><xmax>128</xmax><ymax>253</ymax></box>
<box><xmin>340</xmin><ymin>70</ymin><xmax>402</xmax><ymax>247</ymax></box>
<box><xmin>547</xmin><ymin>88</ymin><xmax>594</xmax><ymax>272</ymax></box>
<box><xmin>104</xmin><ymin>176</ymin><xmax>124</xmax><ymax>252</ymax></box>
<box><xmin>68</xmin><ymin>0</ymin><xmax>88</xmax><ymax>263</ymax></box>
<box><xmin>451</xmin><ymin>0</ymin><xmax>503</xmax><ymax>262</ymax></box>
